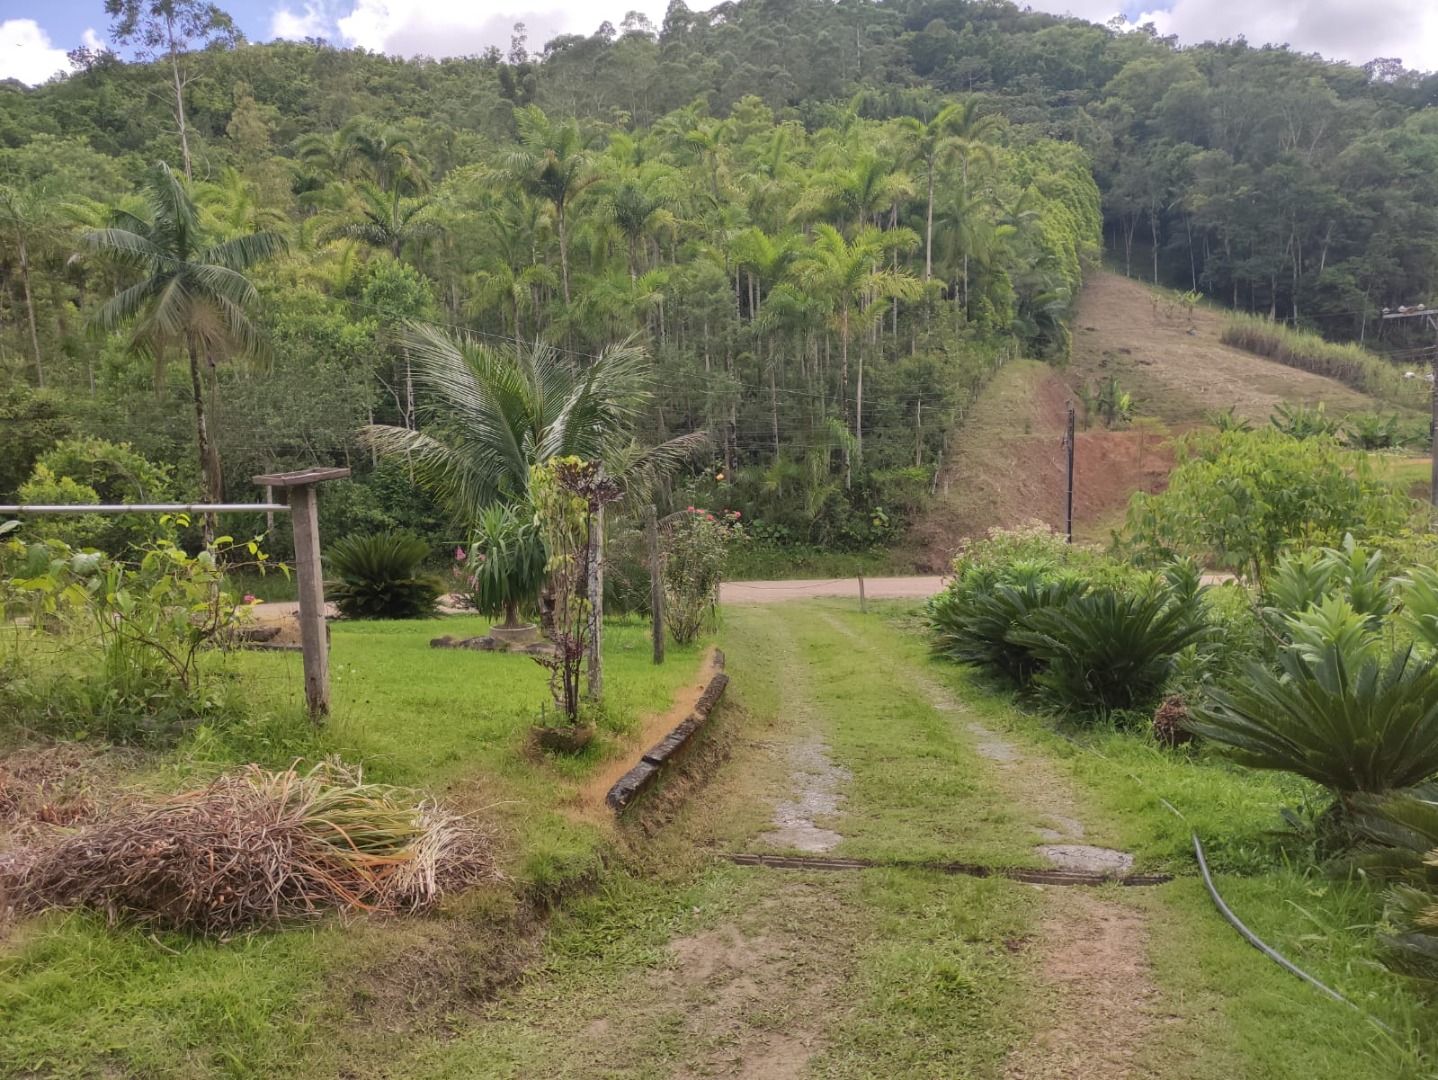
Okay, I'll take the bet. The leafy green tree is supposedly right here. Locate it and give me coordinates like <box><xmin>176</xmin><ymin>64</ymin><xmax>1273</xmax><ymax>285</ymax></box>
<box><xmin>104</xmin><ymin>0</ymin><xmax>243</xmax><ymax>179</ymax></box>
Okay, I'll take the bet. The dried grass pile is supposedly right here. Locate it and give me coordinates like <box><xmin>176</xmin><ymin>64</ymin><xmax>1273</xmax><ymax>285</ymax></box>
<box><xmin>2</xmin><ymin>761</ymin><xmax>496</xmax><ymax>934</ymax></box>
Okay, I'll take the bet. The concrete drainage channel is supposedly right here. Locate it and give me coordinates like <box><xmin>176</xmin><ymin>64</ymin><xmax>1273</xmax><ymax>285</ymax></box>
<box><xmin>724</xmin><ymin>852</ymin><xmax>1170</xmax><ymax>888</ymax></box>
<box><xmin>606</xmin><ymin>651</ymin><xmax>730</xmax><ymax>811</ymax></box>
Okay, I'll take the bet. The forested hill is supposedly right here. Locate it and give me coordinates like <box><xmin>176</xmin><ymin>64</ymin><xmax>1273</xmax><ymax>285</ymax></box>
<box><xmin>6</xmin><ymin>0</ymin><xmax>1438</xmax><ymax>336</ymax></box>
<box><xmin>0</xmin><ymin>0</ymin><xmax>1435</xmax><ymax>557</ymax></box>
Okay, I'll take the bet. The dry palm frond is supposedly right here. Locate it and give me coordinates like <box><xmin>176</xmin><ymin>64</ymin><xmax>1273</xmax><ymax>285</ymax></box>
<box><xmin>2</xmin><ymin>761</ymin><xmax>495</xmax><ymax>934</ymax></box>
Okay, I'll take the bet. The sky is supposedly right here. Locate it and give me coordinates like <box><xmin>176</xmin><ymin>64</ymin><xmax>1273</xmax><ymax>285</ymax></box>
<box><xmin>3</xmin><ymin>0</ymin><xmax>1437</xmax><ymax>87</ymax></box>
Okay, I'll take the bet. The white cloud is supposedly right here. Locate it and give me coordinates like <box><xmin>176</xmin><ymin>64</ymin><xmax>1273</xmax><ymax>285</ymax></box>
<box><xmin>272</xmin><ymin>4</ymin><xmax>331</xmax><ymax>41</ymax></box>
<box><xmin>1029</xmin><ymin>0</ymin><xmax>1438</xmax><ymax>73</ymax></box>
<box><xmin>336</xmin><ymin>2</ymin><xmax>574</xmax><ymax>57</ymax></box>
<box><xmin>0</xmin><ymin>18</ymin><xmax>72</xmax><ymax>85</ymax></box>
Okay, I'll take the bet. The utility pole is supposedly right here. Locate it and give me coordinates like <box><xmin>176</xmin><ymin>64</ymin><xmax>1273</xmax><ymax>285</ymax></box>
<box><xmin>1064</xmin><ymin>401</ymin><xmax>1076</xmax><ymax>543</ymax></box>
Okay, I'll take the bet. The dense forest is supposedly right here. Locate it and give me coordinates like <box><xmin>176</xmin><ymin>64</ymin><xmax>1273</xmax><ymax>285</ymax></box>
<box><xmin>1</xmin><ymin>0</ymin><xmax>1435</xmax><ymax>553</ymax></box>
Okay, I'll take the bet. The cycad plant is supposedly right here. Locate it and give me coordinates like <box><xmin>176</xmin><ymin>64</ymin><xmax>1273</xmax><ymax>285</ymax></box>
<box><xmin>929</xmin><ymin>579</ymin><xmax>1086</xmax><ymax>686</ymax></box>
<box><xmin>327</xmin><ymin>531</ymin><xmax>442</xmax><ymax>620</ymax></box>
<box><xmin>1351</xmin><ymin>790</ymin><xmax>1438</xmax><ymax>979</ymax></box>
<box><xmin>1189</xmin><ymin>631</ymin><xmax>1438</xmax><ymax>800</ymax></box>
<box><xmin>1012</xmin><ymin>588</ymin><xmax>1210</xmax><ymax>716</ymax></box>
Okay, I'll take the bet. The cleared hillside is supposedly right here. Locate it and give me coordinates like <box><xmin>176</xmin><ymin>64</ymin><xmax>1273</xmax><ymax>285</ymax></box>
<box><xmin>908</xmin><ymin>271</ymin><xmax>1400</xmax><ymax>569</ymax></box>
<box><xmin>1069</xmin><ymin>272</ymin><xmax>1381</xmax><ymax>423</ymax></box>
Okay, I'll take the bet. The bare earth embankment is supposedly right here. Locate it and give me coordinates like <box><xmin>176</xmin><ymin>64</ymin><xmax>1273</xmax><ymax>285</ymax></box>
<box><xmin>908</xmin><ymin>270</ymin><xmax>1390</xmax><ymax>568</ymax></box>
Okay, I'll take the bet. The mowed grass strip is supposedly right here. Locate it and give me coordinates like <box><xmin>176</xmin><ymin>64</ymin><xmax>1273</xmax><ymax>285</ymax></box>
<box><xmin>888</xmin><ymin>599</ymin><xmax>1438</xmax><ymax>1077</ymax></box>
<box><xmin>1</xmin><ymin>616</ymin><xmax>707</xmax><ymax>1080</ymax></box>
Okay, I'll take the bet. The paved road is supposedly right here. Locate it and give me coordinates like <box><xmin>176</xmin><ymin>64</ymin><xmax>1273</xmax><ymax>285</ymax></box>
<box><xmin>719</xmin><ymin>575</ymin><xmax>946</xmax><ymax>603</ymax></box>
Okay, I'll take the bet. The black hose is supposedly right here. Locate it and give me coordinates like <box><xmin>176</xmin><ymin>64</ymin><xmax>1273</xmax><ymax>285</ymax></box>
<box><xmin>1191</xmin><ymin>832</ymin><xmax>1393</xmax><ymax>1034</ymax></box>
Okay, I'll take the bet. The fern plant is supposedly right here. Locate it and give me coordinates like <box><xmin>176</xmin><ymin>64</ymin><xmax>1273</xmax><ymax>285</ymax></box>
<box><xmin>326</xmin><ymin>531</ymin><xmax>442</xmax><ymax>620</ymax></box>
<box><xmin>1010</xmin><ymin>588</ymin><xmax>1210</xmax><ymax>716</ymax></box>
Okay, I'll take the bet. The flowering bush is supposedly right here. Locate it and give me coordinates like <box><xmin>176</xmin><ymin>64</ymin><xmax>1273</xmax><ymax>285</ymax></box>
<box><xmin>664</xmin><ymin>507</ymin><xmax>744</xmax><ymax>644</ymax></box>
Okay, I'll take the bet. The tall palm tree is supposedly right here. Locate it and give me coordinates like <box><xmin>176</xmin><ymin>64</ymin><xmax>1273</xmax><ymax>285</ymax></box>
<box><xmin>0</xmin><ymin>185</ymin><xmax>54</xmax><ymax>387</ymax></box>
<box><xmin>798</xmin><ymin>225</ymin><xmax>920</xmax><ymax>475</ymax></box>
<box><xmin>897</xmin><ymin>102</ymin><xmax>973</xmax><ymax>282</ymax></box>
<box><xmin>501</xmin><ymin>106</ymin><xmax>599</xmax><ymax>307</ymax></box>
<box><xmin>85</xmin><ymin>162</ymin><xmax>286</xmax><ymax>532</ymax></box>
<box><xmin>362</xmin><ymin>325</ymin><xmax>706</xmax><ymax>520</ymax></box>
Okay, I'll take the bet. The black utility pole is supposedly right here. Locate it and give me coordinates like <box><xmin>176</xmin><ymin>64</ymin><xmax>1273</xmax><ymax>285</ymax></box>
<box><xmin>1064</xmin><ymin>401</ymin><xmax>1076</xmax><ymax>543</ymax></box>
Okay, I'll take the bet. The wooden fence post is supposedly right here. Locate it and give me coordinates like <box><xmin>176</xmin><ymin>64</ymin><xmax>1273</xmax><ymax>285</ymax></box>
<box><xmin>648</xmin><ymin>504</ymin><xmax>665</xmax><ymax>664</ymax></box>
<box><xmin>253</xmin><ymin>467</ymin><xmax>350</xmax><ymax>720</ymax></box>
<box><xmin>586</xmin><ymin>498</ymin><xmax>605</xmax><ymax>701</ymax></box>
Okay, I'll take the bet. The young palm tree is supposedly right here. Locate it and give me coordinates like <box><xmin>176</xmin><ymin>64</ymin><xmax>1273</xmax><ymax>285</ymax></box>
<box><xmin>362</xmin><ymin>325</ymin><xmax>706</xmax><ymax>521</ymax></box>
<box><xmin>322</xmin><ymin>181</ymin><xmax>437</xmax><ymax>260</ymax></box>
<box><xmin>85</xmin><ymin>162</ymin><xmax>286</xmax><ymax>530</ymax></box>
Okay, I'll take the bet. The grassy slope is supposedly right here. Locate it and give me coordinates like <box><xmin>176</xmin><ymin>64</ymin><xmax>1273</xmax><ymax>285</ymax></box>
<box><xmin>393</xmin><ymin>601</ymin><xmax>1432</xmax><ymax>1079</ymax></box>
<box><xmin>0</xmin><ymin>617</ymin><xmax>706</xmax><ymax>1079</ymax></box>
<box><xmin>911</xmin><ymin>271</ymin><xmax>1406</xmax><ymax>564</ymax></box>
<box><xmin>1068</xmin><ymin>271</ymin><xmax>1387</xmax><ymax>425</ymax></box>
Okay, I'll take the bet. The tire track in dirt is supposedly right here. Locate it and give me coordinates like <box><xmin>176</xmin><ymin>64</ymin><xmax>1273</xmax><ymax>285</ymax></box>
<box><xmin>816</xmin><ymin>607</ymin><xmax>1161</xmax><ymax>1078</ymax></box>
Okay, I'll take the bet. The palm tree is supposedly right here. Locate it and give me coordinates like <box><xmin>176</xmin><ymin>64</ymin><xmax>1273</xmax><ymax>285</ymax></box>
<box><xmin>85</xmin><ymin>162</ymin><xmax>286</xmax><ymax>533</ymax></box>
<box><xmin>606</xmin><ymin>180</ymin><xmax>675</xmax><ymax>281</ymax></box>
<box><xmin>362</xmin><ymin>325</ymin><xmax>706</xmax><ymax>520</ymax></box>
<box><xmin>798</xmin><ymin>225</ymin><xmax>920</xmax><ymax>475</ymax></box>
<box><xmin>0</xmin><ymin>185</ymin><xmax>53</xmax><ymax>387</ymax></box>
<box><xmin>501</xmin><ymin>106</ymin><xmax>599</xmax><ymax>306</ymax></box>
<box><xmin>897</xmin><ymin>102</ymin><xmax>977</xmax><ymax>282</ymax></box>
<box><xmin>322</xmin><ymin>181</ymin><xmax>437</xmax><ymax>260</ymax></box>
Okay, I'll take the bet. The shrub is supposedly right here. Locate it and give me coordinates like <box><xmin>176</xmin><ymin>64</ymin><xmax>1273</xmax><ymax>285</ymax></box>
<box><xmin>1345</xmin><ymin>412</ymin><xmax>1410</xmax><ymax>450</ymax></box>
<box><xmin>16</xmin><ymin>438</ymin><xmax>174</xmax><ymax>554</ymax></box>
<box><xmin>326</xmin><ymin>531</ymin><xmax>442</xmax><ymax>620</ymax></box>
<box><xmin>929</xmin><ymin>579</ymin><xmax>1085</xmax><ymax>685</ymax></box>
<box><xmin>1122</xmin><ymin>429</ymin><xmax>1415</xmax><ymax>580</ymax></box>
<box><xmin>454</xmin><ymin>504</ymin><xmax>546</xmax><ymax>628</ymax></box>
<box><xmin>1</xmin><ymin>528</ymin><xmax>268</xmax><ymax>742</ymax></box>
<box><xmin>1189</xmin><ymin>637</ymin><xmax>1438</xmax><ymax>801</ymax></box>
<box><xmin>1221</xmin><ymin>314</ymin><xmax>1423</xmax><ymax>408</ymax></box>
<box><xmin>664</xmin><ymin>506</ymin><xmax>744</xmax><ymax>645</ymax></box>
<box><xmin>1269</xmin><ymin>401</ymin><xmax>1339</xmax><ymax>440</ymax></box>
<box><xmin>1012</xmin><ymin>587</ymin><xmax>1211</xmax><ymax>717</ymax></box>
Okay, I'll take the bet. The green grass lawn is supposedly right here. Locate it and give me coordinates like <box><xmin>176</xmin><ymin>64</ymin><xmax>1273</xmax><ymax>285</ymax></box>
<box><xmin>0</xmin><ymin>615</ymin><xmax>708</xmax><ymax>1079</ymax></box>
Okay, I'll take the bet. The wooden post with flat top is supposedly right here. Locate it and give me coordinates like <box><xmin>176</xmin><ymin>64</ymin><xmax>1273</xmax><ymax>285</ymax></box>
<box><xmin>252</xmin><ymin>467</ymin><xmax>350</xmax><ymax>720</ymax></box>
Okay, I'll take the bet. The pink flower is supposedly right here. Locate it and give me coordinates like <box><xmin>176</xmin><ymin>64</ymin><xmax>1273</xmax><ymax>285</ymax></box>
<box><xmin>686</xmin><ymin>505</ymin><xmax>695</xmax><ymax>512</ymax></box>
<box><xmin>454</xmin><ymin>547</ymin><xmax>467</xmax><ymax>561</ymax></box>
<box><xmin>242</xmin><ymin>594</ymin><xmax>260</xmax><ymax>605</ymax></box>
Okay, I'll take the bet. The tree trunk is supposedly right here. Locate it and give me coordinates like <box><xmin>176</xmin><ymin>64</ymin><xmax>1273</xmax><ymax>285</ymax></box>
<box><xmin>924</xmin><ymin>166</ymin><xmax>935</xmax><ymax>282</ymax></box>
<box><xmin>557</xmin><ymin>200</ymin><xmax>571</xmax><ymax>306</ymax></box>
<box><xmin>169</xmin><ymin>44</ymin><xmax>193</xmax><ymax>180</ymax></box>
<box><xmin>17</xmin><ymin>234</ymin><xmax>42</xmax><ymax>387</ymax></box>
<box><xmin>186</xmin><ymin>336</ymin><xmax>216</xmax><ymax>543</ymax></box>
